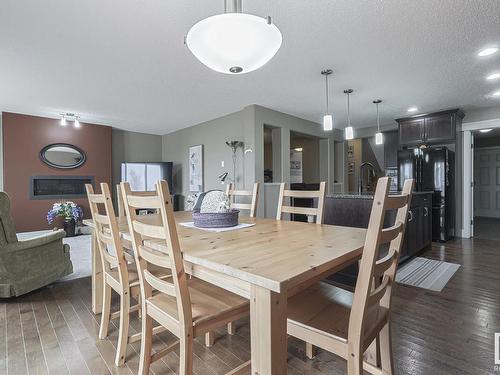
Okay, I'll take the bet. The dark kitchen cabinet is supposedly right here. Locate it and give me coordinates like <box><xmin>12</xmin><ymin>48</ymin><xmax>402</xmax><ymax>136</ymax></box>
<box><xmin>383</xmin><ymin>131</ymin><xmax>399</xmax><ymax>168</ymax></box>
<box><xmin>398</xmin><ymin>118</ymin><xmax>425</xmax><ymax>146</ymax></box>
<box><xmin>401</xmin><ymin>193</ymin><xmax>432</xmax><ymax>261</ymax></box>
<box><xmin>397</xmin><ymin>109</ymin><xmax>464</xmax><ymax>146</ymax></box>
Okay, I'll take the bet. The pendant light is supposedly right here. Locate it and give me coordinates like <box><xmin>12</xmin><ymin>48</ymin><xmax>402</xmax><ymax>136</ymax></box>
<box><xmin>373</xmin><ymin>99</ymin><xmax>383</xmax><ymax>145</ymax></box>
<box><xmin>321</xmin><ymin>69</ymin><xmax>334</xmax><ymax>131</ymax></box>
<box><xmin>185</xmin><ymin>0</ymin><xmax>282</xmax><ymax>74</ymax></box>
<box><xmin>344</xmin><ymin>89</ymin><xmax>354</xmax><ymax>140</ymax></box>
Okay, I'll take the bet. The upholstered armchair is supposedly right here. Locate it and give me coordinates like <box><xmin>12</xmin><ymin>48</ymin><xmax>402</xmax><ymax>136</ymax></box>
<box><xmin>0</xmin><ymin>192</ymin><xmax>73</xmax><ymax>297</ymax></box>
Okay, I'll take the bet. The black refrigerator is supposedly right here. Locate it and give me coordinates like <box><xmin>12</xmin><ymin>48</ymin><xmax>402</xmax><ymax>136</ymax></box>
<box><xmin>398</xmin><ymin>147</ymin><xmax>454</xmax><ymax>242</ymax></box>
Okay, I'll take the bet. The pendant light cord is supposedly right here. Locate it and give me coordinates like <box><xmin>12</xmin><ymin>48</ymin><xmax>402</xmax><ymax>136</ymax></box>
<box><xmin>376</xmin><ymin>102</ymin><xmax>380</xmax><ymax>132</ymax></box>
<box><xmin>347</xmin><ymin>92</ymin><xmax>351</xmax><ymax>127</ymax></box>
<box><xmin>325</xmin><ymin>74</ymin><xmax>329</xmax><ymax>115</ymax></box>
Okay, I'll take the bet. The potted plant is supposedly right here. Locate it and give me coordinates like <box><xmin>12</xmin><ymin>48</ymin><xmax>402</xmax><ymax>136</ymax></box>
<box><xmin>47</xmin><ymin>201</ymin><xmax>83</xmax><ymax>237</ymax></box>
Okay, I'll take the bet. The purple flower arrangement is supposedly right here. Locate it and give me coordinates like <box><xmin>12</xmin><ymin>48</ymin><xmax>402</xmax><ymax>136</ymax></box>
<box><xmin>47</xmin><ymin>201</ymin><xmax>83</xmax><ymax>224</ymax></box>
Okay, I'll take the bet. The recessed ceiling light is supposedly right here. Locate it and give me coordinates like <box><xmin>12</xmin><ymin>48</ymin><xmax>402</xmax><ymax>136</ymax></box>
<box><xmin>479</xmin><ymin>129</ymin><xmax>493</xmax><ymax>133</ymax></box>
<box><xmin>407</xmin><ymin>107</ymin><xmax>418</xmax><ymax>113</ymax></box>
<box><xmin>487</xmin><ymin>73</ymin><xmax>500</xmax><ymax>80</ymax></box>
<box><xmin>492</xmin><ymin>91</ymin><xmax>500</xmax><ymax>97</ymax></box>
<box><xmin>478</xmin><ymin>47</ymin><xmax>498</xmax><ymax>57</ymax></box>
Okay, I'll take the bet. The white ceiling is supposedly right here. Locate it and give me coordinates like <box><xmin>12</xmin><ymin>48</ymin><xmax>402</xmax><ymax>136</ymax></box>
<box><xmin>1</xmin><ymin>0</ymin><xmax>500</xmax><ymax>135</ymax></box>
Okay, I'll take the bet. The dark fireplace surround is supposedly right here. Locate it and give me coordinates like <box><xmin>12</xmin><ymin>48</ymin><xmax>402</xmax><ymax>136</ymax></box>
<box><xmin>30</xmin><ymin>176</ymin><xmax>94</xmax><ymax>200</ymax></box>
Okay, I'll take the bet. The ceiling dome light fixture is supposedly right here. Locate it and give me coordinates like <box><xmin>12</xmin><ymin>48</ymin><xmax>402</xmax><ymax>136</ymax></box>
<box><xmin>373</xmin><ymin>99</ymin><xmax>383</xmax><ymax>145</ymax></box>
<box><xmin>321</xmin><ymin>69</ymin><xmax>334</xmax><ymax>131</ymax></box>
<box><xmin>479</xmin><ymin>128</ymin><xmax>493</xmax><ymax>133</ymax></box>
<box><xmin>407</xmin><ymin>106</ymin><xmax>418</xmax><ymax>113</ymax></box>
<box><xmin>344</xmin><ymin>89</ymin><xmax>354</xmax><ymax>140</ymax></box>
<box><xmin>185</xmin><ymin>0</ymin><xmax>282</xmax><ymax>74</ymax></box>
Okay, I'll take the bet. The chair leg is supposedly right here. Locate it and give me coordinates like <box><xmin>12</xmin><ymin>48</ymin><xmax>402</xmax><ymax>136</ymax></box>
<box><xmin>138</xmin><ymin>312</ymin><xmax>153</xmax><ymax>375</ymax></box>
<box><xmin>379</xmin><ymin>322</ymin><xmax>394</xmax><ymax>375</ymax></box>
<box><xmin>306</xmin><ymin>342</ymin><xmax>316</xmax><ymax>359</ymax></box>
<box><xmin>205</xmin><ymin>331</ymin><xmax>215</xmax><ymax>347</ymax></box>
<box><xmin>347</xmin><ymin>347</ymin><xmax>363</xmax><ymax>375</ymax></box>
<box><xmin>99</xmin><ymin>283</ymin><xmax>112</xmax><ymax>339</ymax></box>
<box><xmin>227</xmin><ymin>322</ymin><xmax>235</xmax><ymax>335</ymax></box>
<box><xmin>115</xmin><ymin>291</ymin><xmax>130</xmax><ymax>366</ymax></box>
<box><xmin>179</xmin><ymin>334</ymin><xmax>194</xmax><ymax>375</ymax></box>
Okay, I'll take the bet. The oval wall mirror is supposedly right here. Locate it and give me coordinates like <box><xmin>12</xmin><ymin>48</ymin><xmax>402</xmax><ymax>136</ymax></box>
<box><xmin>40</xmin><ymin>143</ymin><xmax>86</xmax><ymax>169</ymax></box>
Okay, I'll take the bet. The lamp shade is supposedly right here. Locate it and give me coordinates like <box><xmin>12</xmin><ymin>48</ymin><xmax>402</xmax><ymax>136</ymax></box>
<box><xmin>375</xmin><ymin>132</ymin><xmax>383</xmax><ymax>145</ymax></box>
<box><xmin>323</xmin><ymin>114</ymin><xmax>333</xmax><ymax>131</ymax></box>
<box><xmin>186</xmin><ymin>13</ymin><xmax>282</xmax><ymax>74</ymax></box>
<box><xmin>345</xmin><ymin>126</ymin><xmax>354</xmax><ymax>140</ymax></box>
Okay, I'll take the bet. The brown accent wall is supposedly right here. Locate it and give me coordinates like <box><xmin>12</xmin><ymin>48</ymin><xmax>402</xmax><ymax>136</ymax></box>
<box><xmin>2</xmin><ymin>112</ymin><xmax>112</xmax><ymax>232</ymax></box>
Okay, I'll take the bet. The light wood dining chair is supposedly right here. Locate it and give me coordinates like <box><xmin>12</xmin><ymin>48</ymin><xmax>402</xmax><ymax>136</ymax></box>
<box><xmin>116</xmin><ymin>184</ymin><xmax>157</xmax><ymax>217</ymax></box>
<box><xmin>121</xmin><ymin>180</ymin><xmax>251</xmax><ymax>375</ymax></box>
<box><xmin>86</xmin><ymin>183</ymin><xmax>166</xmax><ymax>366</ymax></box>
<box><xmin>276</xmin><ymin>181</ymin><xmax>326</xmax><ymax>224</ymax></box>
<box><xmin>225</xmin><ymin>182</ymin><xmax>260</xmax><ymax>218</ymax></box>
<box><xmin>287</xmin><ymin>177</ymin><xmax>414</xmax><ymax>375</ymax></box>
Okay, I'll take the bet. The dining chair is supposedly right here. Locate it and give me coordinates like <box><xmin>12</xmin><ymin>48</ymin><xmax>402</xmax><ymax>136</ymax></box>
<box><xmin>86</xmin><ymin>183</ymin><xmax>170</xmax><ymax>366</ymax></box>
<box><xmin>276</xmin><ymin>181</ymin><xmax>326</xmax><ymax>224</ymax></box>
<box><xmin>120</xmin><ymin>180</ymin><xmax>251</xmax><ymax>375</ymax></box>
<box><xmin>287</xmin><ymin>177</ymin><xmax>414</xmax><ymax>375</ymax></box>
<box><xmin>225</xmin><ymin>182</ymin><xmax>260</xmax><ymax>218</ymax></box>
<box><xmin>116</xmin><ymin>184</ymin><xmax>157</xmax><ymax>217</ymax></box>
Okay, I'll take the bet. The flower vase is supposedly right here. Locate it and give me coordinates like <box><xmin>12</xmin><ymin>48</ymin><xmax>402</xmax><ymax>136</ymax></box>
<box><xmin>63</xmin><ymin>218</ymin><xmax>76</xmax><ymax>237</ymax></box>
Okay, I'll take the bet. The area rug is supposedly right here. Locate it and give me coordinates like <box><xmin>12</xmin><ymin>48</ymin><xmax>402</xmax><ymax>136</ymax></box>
<box><xmin>396</xmin><ymin>257</ymin><xmax>460</xmax><ymax>292</ymax></box>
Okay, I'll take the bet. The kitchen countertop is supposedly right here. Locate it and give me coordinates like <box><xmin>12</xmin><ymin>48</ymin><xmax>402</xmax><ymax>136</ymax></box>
<box><xmin>327</xmin><ymin>191</ymin><xmax>434</xmax><ymax>199</ymax></box>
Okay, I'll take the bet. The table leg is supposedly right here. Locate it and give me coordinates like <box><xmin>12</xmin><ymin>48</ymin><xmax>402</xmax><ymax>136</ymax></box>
<box><xmin>250</xmin><ymin>285</ymin><xmax>287</xmax><ymax>375</ymax></box>
<box><xmin>91</xmin><ymin>230</ymin><xmax>103</xmax><ymax>314</ymax></box>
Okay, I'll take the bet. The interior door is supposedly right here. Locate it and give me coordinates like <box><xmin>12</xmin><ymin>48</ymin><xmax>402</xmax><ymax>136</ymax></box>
<box><xmin>474</xmin><ymin>147</ymin><xmax>500</xmax><ymax>218</ymax></box>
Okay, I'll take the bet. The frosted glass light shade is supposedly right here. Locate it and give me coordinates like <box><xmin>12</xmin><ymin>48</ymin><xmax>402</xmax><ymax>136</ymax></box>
<box><xmin>186</xmin><ymin>13</ymin><xmax>282</xmax><ymax>74</ymax></box>
<box><xmin>323</xmin><ymin>114</ymin><xmax>333</xmax><ymax>131</ymax></box>
<box><xmin>345</xmin><ymin>126</ymin><xmax>354</xmax><ymax>140</ymax></box>
<box><xmin>375</xmin><ymin>132</ymin><xmax>383</xmax><ymax>145</ymax></box>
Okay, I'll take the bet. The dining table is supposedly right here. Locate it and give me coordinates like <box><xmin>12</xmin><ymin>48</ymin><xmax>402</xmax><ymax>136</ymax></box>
<box><xmin>83</xmin><ymin>211</ymin><xmax>367</xmax><ymax>375</ymax></box>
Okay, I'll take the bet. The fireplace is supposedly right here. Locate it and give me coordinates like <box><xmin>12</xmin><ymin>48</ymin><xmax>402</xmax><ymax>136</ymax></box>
<box><xmin>30</xmin><ymin>176</ymin><xmax>94</xmax><ymax>200</ymax></box>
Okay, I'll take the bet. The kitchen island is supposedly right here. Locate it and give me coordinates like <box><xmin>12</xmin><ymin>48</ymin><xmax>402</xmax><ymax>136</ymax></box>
<box><xmin>323</xmin><ymin>191</ymin><xmax>433</xmax><ymax>286</ymax></box>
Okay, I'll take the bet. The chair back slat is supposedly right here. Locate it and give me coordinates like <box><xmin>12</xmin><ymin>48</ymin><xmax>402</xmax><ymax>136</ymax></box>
<box><xmin>378</xmin><ymin>222</ymin><xmax>404</xmax><ymax>244</ymax></box>
<box><xmin>121</xmin><ymin>180</ymin><xmax>193</xmax><ymax>330</ymax></box>
<box><xmin>144</xmin><ymin>269</ymin><xmax>176</xmax><ymax>297</ymax></box>
<box><xmin>86</xmin><ymin>183</ymin><xmax>130</xmax><ymax>286</ymax></box>
<box><xmin>347</xmin><ymin>177</ymin><xmax>414</xmax><ymax>349</ymax></box>
<box><xmin>93</xmin><ymin>213</ymin><xmax>111</xmax><ymax>225</ymax></box>
<box><xmin>225</xmin><ymin>182</ymin><xmax>260</xmax><ymax>218</ymax></box>
<box><xmin>367</xmin><ymin>275</ymin><xmax>390</xmax><ymax>307</ymax></box>
<box><xmin>384</xmin><ymin>194</ymin><xmax>409</xmax><ymax>210</ymax></box>
<box><xmin>139</xmin><ymin>245</ymin><xmax>171</xmax><ymax>269</ymax></box>
<box><xmin>87</xmin><ymin>193</ymin><xmax>106</xmax><ymax>204</ymax></box>
<box><xmin>373</xmin><ymin>251</ymin><xmax>396</xmax><ymax>277</ymax></box>
<box><xmin>133</xmin><ymin>220</ymin><xmax>167</xmax><ymax>240</ymax></box>
<box><xmin>116</xmin><ymin>185</ymin><xmax>158</xmax><ymax>217</ymax></box>
<box><xmin>127</xmin><ymin>195</ymin><xmax>163</xmax><ymax>210</ymax></box>
<box><xmin>276</xmin><ymin>182</ymin><xmax>326</xmax><ymax>224</ymax></box>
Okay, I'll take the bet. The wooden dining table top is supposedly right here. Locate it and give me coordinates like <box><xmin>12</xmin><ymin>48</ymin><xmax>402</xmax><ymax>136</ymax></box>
<box><xmin>83</xmin><ymin>211</ymin><xmax>367</xmax><ymax>293</ymax></box>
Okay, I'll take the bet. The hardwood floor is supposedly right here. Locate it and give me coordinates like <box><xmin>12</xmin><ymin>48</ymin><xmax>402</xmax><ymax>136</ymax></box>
<box><xmin>1</xmin><ymin>238</ymin><xmax>499</xmax><ymax>375</ymax></box>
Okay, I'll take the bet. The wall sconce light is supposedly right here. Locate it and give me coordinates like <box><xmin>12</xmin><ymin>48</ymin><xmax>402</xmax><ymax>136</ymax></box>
<box><xmin>60</xmin><ymin>113</ymin><xmax>81</xmax><ymax>128</ymax></box>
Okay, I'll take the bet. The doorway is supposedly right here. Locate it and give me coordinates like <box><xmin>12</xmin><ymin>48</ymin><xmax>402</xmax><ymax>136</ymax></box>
<box><xmin>473</xmin><ymin>128</ymin><xmax>500</xmax><ymax>241</ymax></box>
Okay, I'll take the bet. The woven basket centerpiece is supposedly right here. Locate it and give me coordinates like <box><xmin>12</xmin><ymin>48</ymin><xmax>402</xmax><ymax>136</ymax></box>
<box><xmin>192</xmin><ymin>190</ymin><xmax>239</xmax><ymax>228</ymax></box>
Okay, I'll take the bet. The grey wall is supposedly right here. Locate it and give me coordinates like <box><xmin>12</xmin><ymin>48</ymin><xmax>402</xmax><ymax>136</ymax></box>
<box><xmin>162</xmin><ymin>106</ymin><xmax>255</xmax><ymax>207</ymax></box>
<box><xmin>112</xmin><ymin>129</ymin><xmax>163</xmax><ymax>197</ymax></box>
